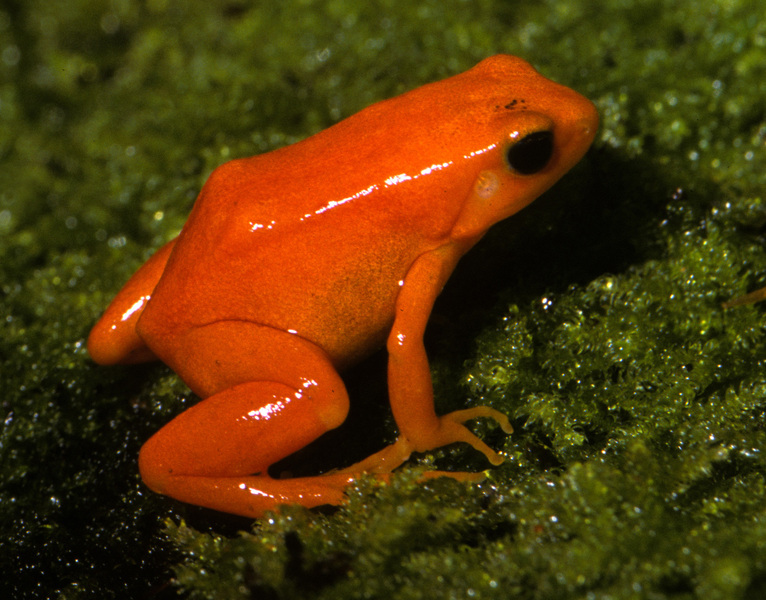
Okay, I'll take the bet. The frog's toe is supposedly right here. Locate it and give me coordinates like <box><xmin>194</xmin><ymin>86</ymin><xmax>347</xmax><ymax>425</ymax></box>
<box><xmin>443</xmin><ymin>406</ymin><xmax>513</xmax><ymax>434</ymax></box>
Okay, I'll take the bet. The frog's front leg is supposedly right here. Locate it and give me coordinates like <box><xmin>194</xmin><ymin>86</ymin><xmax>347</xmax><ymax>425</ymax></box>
<box><xmin>390</xmin><ymin>244</ymin><xmax>513</xmax><ymax>461</ymax></box>
<box><xmin>344</xmin><ymin>245</ymin><xmax>513</xmax><ymax>477</ymax></box>
<box><xmin>137</xmin><ymin>322</ymin><xmax>354</xmax><ymax>517</ymax></box>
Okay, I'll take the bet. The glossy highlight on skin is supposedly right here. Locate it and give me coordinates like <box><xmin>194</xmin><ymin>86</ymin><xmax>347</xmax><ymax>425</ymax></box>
<box><xmin>88</xmin><ymin>55</ymin><xmax>598</xmax><ymax>518</ymax></box>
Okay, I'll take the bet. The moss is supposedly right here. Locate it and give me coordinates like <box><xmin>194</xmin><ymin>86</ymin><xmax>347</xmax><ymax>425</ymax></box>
<box><xmin>2</xmin><ymin>0</ymin><xmax>766</xmax><ymax>598</ymax></box>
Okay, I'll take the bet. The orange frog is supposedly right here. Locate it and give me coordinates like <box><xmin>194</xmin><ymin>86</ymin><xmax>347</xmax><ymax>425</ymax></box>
<box><xmin>89</xmin><ymin>55</ymin><xmax>598</xmax><ymax>518</ymax></box>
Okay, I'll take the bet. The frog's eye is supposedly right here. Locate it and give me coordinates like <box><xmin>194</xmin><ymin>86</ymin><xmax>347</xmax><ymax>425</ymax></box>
<box><xmin>506</xmin><ymin>130</ymin><xmax>554</xmax><ymax>175</ymax></box>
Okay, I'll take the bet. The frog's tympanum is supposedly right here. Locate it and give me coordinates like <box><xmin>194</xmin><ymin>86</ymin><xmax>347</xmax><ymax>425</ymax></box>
<box><xmin>89</xmin><ymin>55</ymin><xmax>598</xmax><ymax>517</ymax></box>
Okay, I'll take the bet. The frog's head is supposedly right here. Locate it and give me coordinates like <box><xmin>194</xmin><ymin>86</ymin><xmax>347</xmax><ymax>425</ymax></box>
<box><xmin>442</xmin><ymin>55</ymin><xmax>599</xmax><ymax>241</ymax></box>
<box><xmin>298</xmin><ymin>54</ymin><xmax>597</xmax><ymax>243</ymax></box>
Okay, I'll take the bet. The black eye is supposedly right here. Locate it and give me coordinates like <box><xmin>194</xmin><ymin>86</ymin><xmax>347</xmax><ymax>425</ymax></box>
<box><xmin>506</xmin><ymin>130</ymin><xmax>554</xmax><ymax>175</ymax></box>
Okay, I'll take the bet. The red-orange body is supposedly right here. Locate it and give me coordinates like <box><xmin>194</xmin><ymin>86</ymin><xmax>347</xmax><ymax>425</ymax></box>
<box><xmin>88</xmin><ymin>55</ymin><xmax>598</xmax><ymax>517</ymax></box>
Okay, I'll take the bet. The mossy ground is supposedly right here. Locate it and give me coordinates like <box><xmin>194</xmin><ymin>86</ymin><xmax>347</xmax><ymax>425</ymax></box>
<box><xmin>2</xmin><ymin>0</ymin><xmax>766</xmax><ymax>598</ymax></box>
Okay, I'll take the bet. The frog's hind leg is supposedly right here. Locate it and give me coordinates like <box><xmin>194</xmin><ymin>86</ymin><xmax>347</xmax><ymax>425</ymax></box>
<box><xmin>137</xmin><ymin>321</ymin><xmax>354</xmax><ymax>518</ymax></box>
<box><xmin>88</xmin><ymin>239</ymin><xmax>177</xmax><ymax>365</ymax></box>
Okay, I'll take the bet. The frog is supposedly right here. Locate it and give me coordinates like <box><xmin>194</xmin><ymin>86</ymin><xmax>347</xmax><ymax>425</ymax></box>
<box><xmin>88</xmin><ymin>55</ymin><xmax>598</xmax><ymax>518</ymax></box>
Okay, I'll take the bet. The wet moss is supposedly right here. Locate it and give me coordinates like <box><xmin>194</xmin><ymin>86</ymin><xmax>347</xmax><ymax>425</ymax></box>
<box><xmin>2</xmin><ymin>0</ymin><xmax>766</xmax><ymax>598</ymax></box>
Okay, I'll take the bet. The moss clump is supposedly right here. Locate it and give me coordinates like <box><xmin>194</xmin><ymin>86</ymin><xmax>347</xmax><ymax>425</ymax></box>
<box><xmin>170</xmin><ymin>445</ymin><xmax>766</xmax><ymax>599</ymax></box>
<box><xmin>3</xmin><ymin>0</ymin><xmax>766</xmax><ymax>598</ymax></box>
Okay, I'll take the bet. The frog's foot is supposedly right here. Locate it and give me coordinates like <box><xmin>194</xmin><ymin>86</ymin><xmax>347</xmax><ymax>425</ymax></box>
<box><xmin>433</xmin><ymin>406</ymin><xmax>513</xmax><ymax>466</ymax></box>
<box><xmin>338</xmin><ymin>405</ymin><xmax>512</xmax><ymax>477</ymax></box>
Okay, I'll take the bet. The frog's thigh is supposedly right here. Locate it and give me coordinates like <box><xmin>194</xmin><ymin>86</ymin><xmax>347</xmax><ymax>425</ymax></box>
<box><xmin>161</xmin><ymin>320</ymin><xmax>345</xmax><ymax>400</ymax></box>
<box><xmin>138</xmin><ymin>321</ymin><xmax>351</xmax><ymax>517</ymax></box>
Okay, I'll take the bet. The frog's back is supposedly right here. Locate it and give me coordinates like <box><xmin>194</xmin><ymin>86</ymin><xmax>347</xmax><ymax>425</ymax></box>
<box><xmin>136</xmin><ymin>149</ymin><xmax>436</xmax><ymax>367</ymax></box>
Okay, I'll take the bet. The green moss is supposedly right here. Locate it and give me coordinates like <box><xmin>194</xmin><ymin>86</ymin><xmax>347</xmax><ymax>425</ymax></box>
<box><xmin>3</xmin><ymin>0</ymin><xmax>766</xmax><ymax>598</ymax></box>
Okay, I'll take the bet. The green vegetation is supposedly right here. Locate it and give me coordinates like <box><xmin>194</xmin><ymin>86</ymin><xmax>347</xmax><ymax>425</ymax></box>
<box><xmin>2</xmin><ymin>0</ymin><xmax>765</xmax><ymax>598</ymax></box>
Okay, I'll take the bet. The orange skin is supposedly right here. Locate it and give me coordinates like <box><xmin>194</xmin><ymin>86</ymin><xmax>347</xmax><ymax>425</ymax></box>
<box><xmin>88</xmin><ymin>55</ymin><xmax>598</xmax><ymax>518</ymax></box>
